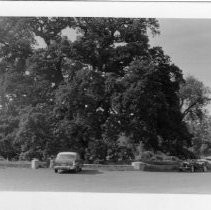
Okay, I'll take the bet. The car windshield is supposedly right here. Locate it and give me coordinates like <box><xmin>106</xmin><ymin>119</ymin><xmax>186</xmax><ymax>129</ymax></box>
<box><xmin>57</xmin><ymin>154</ymin><xmax>76</xmax><ymax>160</ymax></box>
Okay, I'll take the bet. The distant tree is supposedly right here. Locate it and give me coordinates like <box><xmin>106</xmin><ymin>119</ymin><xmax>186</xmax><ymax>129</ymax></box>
<box><xmin>186</xmin><ymin>112</ymin><xmax>211</xmax><ymax>156</ymax></box>
<box><xmin>179</xmin><ymin>75</ymin><xmax>211</xmax><ymax>121</ymax></box>
<box><xmin>179</xmin><ymin>76</ymin><xmax>211</xmax><ymax>156</ymax></box>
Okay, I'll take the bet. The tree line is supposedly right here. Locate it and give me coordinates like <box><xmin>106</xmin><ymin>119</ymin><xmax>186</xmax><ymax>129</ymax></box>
<box><xmin>0</xmin><ymin>17</ymin><xmax>209</xmax><ymax>162</ymax></box>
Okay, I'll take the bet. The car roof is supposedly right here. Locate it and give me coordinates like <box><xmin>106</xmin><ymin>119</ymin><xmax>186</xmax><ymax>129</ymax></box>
<box><xmin>57</xmin><ymin>152</ymin><xmax>78</xmax><ymax>155</ymax></box>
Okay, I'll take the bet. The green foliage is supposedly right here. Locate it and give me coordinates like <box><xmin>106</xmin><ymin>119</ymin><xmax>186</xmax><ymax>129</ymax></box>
<box><xmin>71</xmin><ymin>18</ymin><xmax>159</xmax><ymax>75</ymax></box>
<box><xmin>179</xmin><ymin>76</ymin><xmax>211</xmax><ymax>156</ymax></box>
<box><xmin>179</xmin><ymin>75</ymin><xmax>211</xmax><ymax>121</ymax></box>
<box><xmin>0</xmin><ymin>114</ymin><xmax>19</xmax><ymax>159</ymax></box>
<box><xmin>109</xmin><ymin>50</ymin><xmax>191</xmax><ymax>153</ymax></box>
<box><xmin>15</xmin><ymin>106</ymin><xmax>54</xmax><ymax>160</ymax></box>
<box><xmin>84</xmin><ymin>139</ymin><xmax>108</xmax><ymax>164</ymax></box>
<box><xmin>0</xmin><ymin>17</ymin><xmax>198</xmax><ymax>161</ymax></box>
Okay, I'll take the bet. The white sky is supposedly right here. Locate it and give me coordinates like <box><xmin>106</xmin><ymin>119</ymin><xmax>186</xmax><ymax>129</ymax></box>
<box><xmin>149</xmin><ymin>18</ymin><xmax>211</xmax><ymax>112</ymax></box>
<box><xmin>150</xmin><ymin>19</ymin><xmax>211</xmax><ymax>88</ymax></box>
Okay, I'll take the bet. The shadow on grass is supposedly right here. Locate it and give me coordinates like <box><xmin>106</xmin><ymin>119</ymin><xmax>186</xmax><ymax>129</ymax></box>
<box><xmin>79</xmin><ymin>169</ymin><xmax>103</xmax><ymax>175</ymax></box>
<box><xmin>58</xmin><ymin>169</ymin><xmax>103</xmax><ymax>175</ymax></box>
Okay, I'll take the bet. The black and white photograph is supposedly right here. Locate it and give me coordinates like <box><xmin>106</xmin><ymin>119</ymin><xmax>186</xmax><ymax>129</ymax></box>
<box><xmin>0</xmin><ymin>16</ymin><xmax>211</xmax><ymax>193</ymax></box>
<box><xmin>1</xmin><ymin>2</ymin><xmax>211</xmax><ymax>210</ymax></box>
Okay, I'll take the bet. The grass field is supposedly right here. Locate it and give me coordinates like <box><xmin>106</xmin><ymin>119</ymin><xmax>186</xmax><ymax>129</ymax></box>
<box><xmin>0</xmin><ymin>167</ymin><xmax>211</xmax><ymax>193</ymax></box>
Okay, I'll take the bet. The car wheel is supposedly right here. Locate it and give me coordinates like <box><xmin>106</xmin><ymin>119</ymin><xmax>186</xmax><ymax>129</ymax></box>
<box><xmin>57</xmin><ymin>169</ymin><xmax>62</xmax><ymax>174</ymax></box>
<box><xmin>54</xmin><ymin>169</ymin><xmax>58</xmax><ymax>173</ymax></box>
<box><xmin>191</xmin><ymin>166</ymin><xmax>195</xmax><ymax>172</ymax></box>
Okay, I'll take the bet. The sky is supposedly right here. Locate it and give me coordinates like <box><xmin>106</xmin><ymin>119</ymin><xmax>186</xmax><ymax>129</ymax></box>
<box><xmin>149</xmin><ymin>18</ymin><xmax>211</xmax><ymax>112</ymax></box>
<box><xmin>150</xmin><ymin>19</ymin><xmax>211</xmax><ymax>88</ymax></box>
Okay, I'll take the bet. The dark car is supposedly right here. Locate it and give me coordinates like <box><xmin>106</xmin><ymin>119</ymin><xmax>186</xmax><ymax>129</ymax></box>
<box><xmin>179</xmin><ymin>159</ymin><xmax>208</xmax><ymax>172</ymax></box>
<box><xmin>54</xmin><ymin>152</ymin><xmax>83</xmax><ymax>173</ymax></box>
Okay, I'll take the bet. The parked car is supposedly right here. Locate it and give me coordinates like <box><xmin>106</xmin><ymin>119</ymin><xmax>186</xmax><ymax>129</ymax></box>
<box><xmin>179</xmin><ymin>159</ymin><xmax>208</xmax><ymax>172</ymax></box>
<box><xmin>203</xmin><ymin>156</ymin><xmax>211</xmax><ymax>164</ymax></box>
<box><xmin>53</xmin><ymin>152</ymin><xmax>83</xmax><ymax>173</ymax></box>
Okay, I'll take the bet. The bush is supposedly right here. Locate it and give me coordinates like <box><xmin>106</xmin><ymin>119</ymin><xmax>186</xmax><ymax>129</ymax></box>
<box><xmin>152</xmin><ymin>155</ymin><xmax>164</xmax><ymax>161</ymax></box>
<box><xmin>84</xmin><ymin>140</ymin><xmax>107</xmax><ymax>164</ymax></box>
<box><xmin>136</xmin><ymin>150</ymin><xmax>182</xmax><ymax>165</ymax></box>
<box><xmin>140</xmin><ymin>151</ymin><xmax>154</xmax><ymax>160</ymax></box>
<box><xmin>170</xmin><ymin>147</ymin><xmax>197</xmax><ymax>160</ymax></box>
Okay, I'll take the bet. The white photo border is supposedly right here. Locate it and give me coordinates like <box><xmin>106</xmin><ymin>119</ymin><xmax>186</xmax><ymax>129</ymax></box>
<box><xmin>0</xmin><ymin>1</ymin><xmax>211</xmax><ymax>210</ymax></box>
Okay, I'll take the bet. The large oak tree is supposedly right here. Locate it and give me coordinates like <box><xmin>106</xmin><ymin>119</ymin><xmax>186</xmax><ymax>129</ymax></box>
<box><xmin>0</xmin><ymin>17</ymin><xmax>194</xmax><ymax>160</ymax></box>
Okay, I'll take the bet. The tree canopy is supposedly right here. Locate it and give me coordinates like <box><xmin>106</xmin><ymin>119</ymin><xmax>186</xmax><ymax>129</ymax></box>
<box><xmin>0</xmin><ymin>17</ymin><xmax>204</xmax><ymax>161</ymax></box>
<box><xmin>179</xmin><ymin>76</ymin><xmax>211</xmax><ymax>157</ymax></box>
